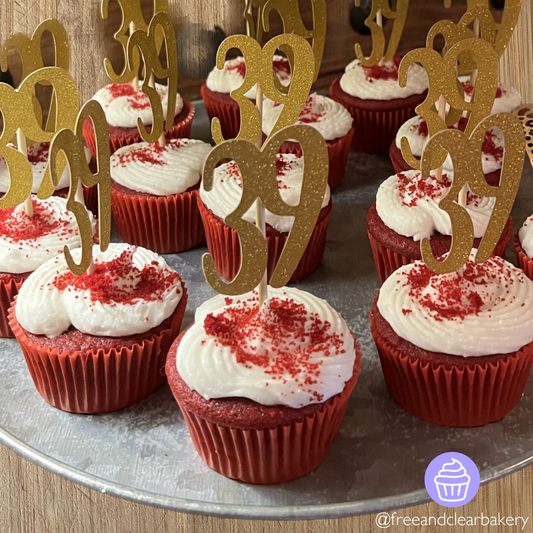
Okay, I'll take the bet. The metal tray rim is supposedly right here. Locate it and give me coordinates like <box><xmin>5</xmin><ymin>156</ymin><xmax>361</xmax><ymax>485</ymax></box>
<box><xmin>1</xmin><ymin>423</ymin><xmax>532</xmax><ymax>521</ymax></box>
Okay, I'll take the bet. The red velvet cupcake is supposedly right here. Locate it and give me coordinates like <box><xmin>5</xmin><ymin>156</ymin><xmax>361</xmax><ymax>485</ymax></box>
<box><xmin>0</xmin><ymin>196</ymin><xmax>96</xmax><ymax>338</ymax></box>
<box><xmin>330</xmin><ymin>55</ymin><xmax>428</xmax><ymax>153</ymax></box>
<box><xmin>515</xmin><ymin>215</ymin><xmax>533</xmax><ymax>279</ymax></box>
<box><xmin>262</xmin><ymin>94</ymin><xmax>354</xmax><ymax>191</ymax></box>
<box><xmin>367</xmin><ymin>169</ymin><xmax>513</xmax><ymax>284</ymax></box>
<box><xmin>83</xmin><ymin>81</ymin><xmax>194</xmax><ymax>158</ymax></box>
<box><xmin>10</xmin><ymin>244</ymin><xmax>187</xmax><ymax>413</ymax></box>
<box><xmin>166</xmin><ymin>286</ymin><xmax>362</xmax><ymax>484</ymax></box>
<box><xmin>199</xmin><ymin>153</ymin><xmax>332</xmax><ymax>283</ymax></box>
<box><xmin>201</xmin><ymin>55</ymin><xmax>291</xmax><ymax>140</ymax></box>
<box><xmin>370</xmin><ymin>254</ymin><xmax>533</xmax><ymax>427</ymax></box>
<box><xmin>110</xmin><ymin>138</ymin><xmax>212</xmax><ymax>254</ymax></box>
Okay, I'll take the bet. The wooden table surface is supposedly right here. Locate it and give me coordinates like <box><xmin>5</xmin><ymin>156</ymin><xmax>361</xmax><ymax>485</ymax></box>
<box><xmin>0</xmin><ymin>442</ymin><xmax>531</xmax><ymax>533</ymax></box>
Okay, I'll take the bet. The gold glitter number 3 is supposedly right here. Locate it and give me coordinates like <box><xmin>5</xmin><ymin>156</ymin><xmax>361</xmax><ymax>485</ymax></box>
<box><xmin>211</xmin><ymin>34</ymin><xmax>315</xmax><ymax>145</ymax></box>
<box><xmin>203</xmin><ymin>125</ymin><xmax>329</xmax><ymax>294</ymax></box>
<box><xmin>419</xmin><ymin>113</ymin><xmax>524</xmax><ymax>274</ymax></box>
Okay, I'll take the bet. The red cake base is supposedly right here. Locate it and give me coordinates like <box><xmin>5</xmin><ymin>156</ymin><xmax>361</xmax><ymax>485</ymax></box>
<box><xmin>370</xmin><ymin>302</ymin><xmax>533</xmax><ymax>427</ymax></box>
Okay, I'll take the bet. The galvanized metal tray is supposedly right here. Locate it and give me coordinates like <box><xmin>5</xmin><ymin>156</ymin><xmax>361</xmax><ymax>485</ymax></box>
<box><xmin>0</xmin><ymin>102</ymin><xmax>532</xmax><ymax>520</ymax></box>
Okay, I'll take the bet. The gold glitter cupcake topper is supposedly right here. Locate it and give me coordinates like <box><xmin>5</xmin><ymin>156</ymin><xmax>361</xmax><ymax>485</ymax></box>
<box><xmin>1</xmin><ymin>19</ymin><xmax>70</xmax><ymax>132</ymax></box>
<box><xmin>0</xmin><ymin>67</ymin><xmax>79</xmax><ymax>209</ymax></box>
<box><xmin>43</xmin><ymin>101</ymin><xmax>112</xmax><ymax>276</ymax></box>
<box><xmin>212</xmin><ymin>34</ymin><xmax>314</xmax><ymax>145</ymax></box>
<box><xmin>202</xmin><ymin>125</ymin><xmax>329</xmax><ymax>295</ymax></box>
<box><xmin>103</xmin><ymin>1</ymin><xmax>177</xmax><ymax>144</ymax></box>
<box><xmin>102</xmin><ymin>0</ymin><xmax>168</xmax><ymax>83</ymax></box>
<box><xmin>420</xmin><ymin>113</ymin><xmax>524</xmax><ymax>274</ymax></box>
<box><xmin>443</xmin><ymin>0</ymin><xmax>521</xmax><ymax>58</ymax></box>
<box><xmin>354</xmin><ymin>0</ymin><xmax>409</xmax><ymax>67</ymax></box>
<box><xmin>399</xmin><ymin>38</ymin><xmax>498</xmax><ymax>170</ymax></box>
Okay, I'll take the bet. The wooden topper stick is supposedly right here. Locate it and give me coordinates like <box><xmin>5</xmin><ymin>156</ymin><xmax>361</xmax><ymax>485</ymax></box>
<box><xmin>16</xmin><ymin>129</ymin><xmax>33</xmax><ymax>217</ymax></box>
<box><xmin>376</xmin><ymin>9</ymin><xmax>384</xmax><ymax>66</ymax></box>
<box><xmin>255</xmin><ymin>84</ymin><xmax>267</xmax><ymax>307</ymax></box>
<box><xmin>129</xmin><ymin>22</ymin><xmax>140</xmax><ymax>91</ymax></box>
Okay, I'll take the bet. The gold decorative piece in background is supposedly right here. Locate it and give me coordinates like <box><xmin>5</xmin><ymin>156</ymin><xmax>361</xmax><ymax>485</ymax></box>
<box><xmin>1</xmin><ymin>19</ymin><xmax>69</xmax><ymax>132</ymax></box>
<box><xmin>202</xmin><ymin>125</ymin><xmax>328</xmax><ymax>295</ymax></box>
<box><xmin>102</xmin><ymin>0</ymin><xmax>168</xmax><ymax>83</ymax></box>
<box><xmin>0</xmin><ymin>67</ymin><xmax>79</xmax><ymax>209</ymax></box>
<box><xmin>211</xmin><ymin>34</ymin><xmax>314</xmax><ymax>145</ymax></box>
<box><xmin>399</xmin><ymin>38</ymin><xmax>498</xmax><ymax>170</ymax></box>
<box><xmin>354</xmin><ymin>0</ymin><xmax>409</xmax><ymax>67</ymax></box>
<box><xmin>419</xmin><ymin>113</ymin><xmax>525</xmax><ymax>274</ymax></box>
<box><xmin>44</xmin><ymin>100</ymin><xmax>111</xmax><ymax>276</ymax></box>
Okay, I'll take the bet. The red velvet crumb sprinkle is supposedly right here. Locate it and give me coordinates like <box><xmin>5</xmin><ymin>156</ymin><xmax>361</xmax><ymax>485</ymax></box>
<box><xmin>106</xmin><ymin>83</ymin><xmax>152</xmax><ymax>111</ymax></box>
<box><xmin>298</xmin><ymin>96</ymin><xmax>325</xmax><ymax>124</ymax></box>
<box><xmin>397</xmin><ymin>172</ymin><xmax>452</xmax><ymax>207</ymax></box>
<box><xmin>363</xmin><ymin>54</ymin><xmax>401</xmax><ymax>82</ymax></box>
<box><xmin>202</xmin><ymin>295</ymin><xmax>346</xmax><ymax>401</ymax></box>
<box><xmin>52</xmin><ymin>248</ymin><xmax>179</xmax><ymax>306</ymax></box>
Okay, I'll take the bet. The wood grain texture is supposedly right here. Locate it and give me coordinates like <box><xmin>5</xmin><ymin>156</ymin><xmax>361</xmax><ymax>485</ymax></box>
<box><xmin>499</xmin><ymin>0</ymin><xmax>533</xmax><ymax>102</ymax></box>
<box><xmin>0</xmin><ymin>443</ymin><xmax>531</xmax><ymax>533</ymax></box>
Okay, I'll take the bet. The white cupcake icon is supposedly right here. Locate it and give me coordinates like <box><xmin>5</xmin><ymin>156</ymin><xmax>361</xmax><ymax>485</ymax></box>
<box><xmin>434</xmin><ymin>458</ymin><xmax>471</xmax><ymax>503</ymax></box>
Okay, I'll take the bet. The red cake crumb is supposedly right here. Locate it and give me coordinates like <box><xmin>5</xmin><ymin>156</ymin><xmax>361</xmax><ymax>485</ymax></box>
<box><xmin>482</xmin><ymin>129</ymin><xmax>503</xmax><ymax>160</ymax></box>
<box><xmin>106</xmin><ymin>83</ymin><xmax>153</xmax><ymax>111</ymax></box>
<box><xmin>397</xmin><ymin>172</ymin><xmax>452</xmax><ymax>207</ymax></box>
<box><xmin>52</xmin><ymin>248</ymin><xmax>179</xmax><ymax>307</ymax></box>
<box><xmin>298</xmin><ymin>96</ymin><xmax>325</xmax><ymax>124</ymax></box>
<box><xmin>225</xmin><ymin>59</ymin><xmax>247</xmax><ymax>78</ymax></box>
<box><xmin>273</xmin><ymin>57</ymin><xmax>291</xmax><ymax>77</ymax></box>
<box><xmin>362</xmin><ymin>54</ymin><xmax>401</xmax><ymax>83</ymax></box>
<box><xmin>0</xmin><ymin>201</ymin><xmax>73</xmax><ymax>245</ymax></box>
<box><xmin>415</xmin><ymin>119</ymin><xmax>428</xmax><ymax>137</ymax></box>
<box><xmin>400</xmin><ymin>257</ymin><xmax>519</xmax><ymax>322</ymax></box>
<box><xmin>202</xmin><ymin>296</ymin><xmax>346</xmax><ymax>401</ymax></box>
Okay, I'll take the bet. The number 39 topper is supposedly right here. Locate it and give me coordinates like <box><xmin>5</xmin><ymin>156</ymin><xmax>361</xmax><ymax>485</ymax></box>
<box><xmin>419</xmin><ymin>113</ymin><xmax>525</xmax><ymax>274</ymax></box>
<box><xmin>202</xmin><ymin>125</ymin><xmax>329</xmax><ymax>295</ymax></box>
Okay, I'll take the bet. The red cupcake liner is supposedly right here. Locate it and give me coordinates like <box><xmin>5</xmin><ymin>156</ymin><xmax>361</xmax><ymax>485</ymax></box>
<box><xmin>111</xmin><ymin>187</ymin><xmax>205</xmax><ymax>254</ymax></box>
<box><xmin>167</xmin><ymin>328</ymin><xmax>362</xmax><ymax>484</ymax></box>
<box><xmin>278</xmin><ymin>129</ymin><xmax>355</xmax><ymax>191</ymax></box>
<box><xmin>8</xmin><ymin>290</ymin><xmax>188</xmax><ymax>414</ymax></box>
<box><xmin>83</xmin><ymin>99</ymin><xmax>195</xmax><ymax>159</ymax></box>
<box><xmin>201</xmin><ymin>82</ymin><xmax>241</xmax><ymax>141</ymax></box>
<box><xmin>330</xmin><ymin>78</ymin><xmax>424</xmax><ymax>154</ymax></box>
<box><xmin>367</xmin><ymin>219</ymin><xmax>513</xmax><ymax>285</ymax></box>
<box><xmin>0</xmin><ymin>277</ymin><xmax>25</xmax><ymax>338</ymax></box>
<box><xmin>388</xmin><ymin>140</ymin><xmax>502</xmax><ymax>186</ymax></box>
<box><xmin>370</xmin><ymin>309</ymin><xmax>533</xmax><ymax>427</ymax></box>
<box><xmin>198</xmin><ymin>198</ymin><xmax>332</xmax><ymax>283</ymax></box>
<box><xmin>514</xmin><ymin>233</ymin><xmax>533</xmax><ymax>279</ymax></box>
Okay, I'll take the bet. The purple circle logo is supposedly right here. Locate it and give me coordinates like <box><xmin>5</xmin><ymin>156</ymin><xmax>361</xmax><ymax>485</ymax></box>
<box><xmin>425</xmin><ymin>452</ymin><xmax>480</xmax><ymax>507</ymax></box>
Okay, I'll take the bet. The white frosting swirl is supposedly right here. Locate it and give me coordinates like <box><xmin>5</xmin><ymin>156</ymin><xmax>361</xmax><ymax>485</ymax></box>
<box><xmin>205</xmin><ymin>55</ymin><xmax>291</xmax><ymax>99</ymax></box>
<box><xmin>339</xmin><ymin>57</ymin><xmax>428</xmax><ymax>100</ymax></box>
<box><xmin>0</xmin><ymin>142</ymin><xmax>91</xmax><ymax>193</ymax></box>
<box><xmin>200</xmin><ymin>153</ymin><xmax>330</xmax><ymax>233</ymax></box>
<box><xmin>376</xmin><ymin>170</ymin><xmax>496</xmax><ymax>241</ymax></box>
<box><xmin>0</xmin><ymin>196</ymin><xmax>95</xmax><ymax>274</ymax></box>
<box><xmin>395</xmin><ymin>116</ymin><xmax>504</xmax><ymax>174</ymax></box>
<box><xmin>15</xmin><ymin>243</ymin><xmax>183</xmax><ymax>338</ymax></box>
<box><xmin>176</xmin><ymin>286</ymin><xmax>356</xmax><ymax>408</ymax></box>
<box><xmin>519</xmin><ymin>215</ymin><xmax>533</xmax><ymax>257</ymax></box>
<box><xmin>111</xmin><ymin>139</ymin><xmax>212</xmax><ymax>196</ymax></box>
<box><xmin>91</xmin><ymin>81</ymin><xmax>184</xmax><ymax>128</ymax></box>
<box><xmin>262</xmin><ymin>93</ymin><xmax>353</xmax><ymax>141</ymax></box>
<box><xmin>377</xmin><ymin>252</ymin><xmax>533</xmax><ymax>356</ymax></box>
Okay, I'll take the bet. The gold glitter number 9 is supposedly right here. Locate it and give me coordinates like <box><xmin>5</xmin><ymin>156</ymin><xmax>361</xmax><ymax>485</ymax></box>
<box><xmin>0</xmin><ymin>67</ymin><xmax>79</xmax><ymax>209</ymax></box>
<box><xmin>212</xmin><ymin>34</ymin><xmax>314</xmax><ymax>145</ymax></box>
<box><xmin>45</xmin><ymin>100</ymin><xmax>111</xmax><ymax>276</ymax></box>
<box><xmin>354</xmin><ymin>0</ymin><xmax>409</xmax><ymax>67</ymax></box>
<box><xmin>203</xmin><ymin>125</ymin><xmax>329</xmax><ymax>295</ymax></box>
<box><xmin>419</xmin><ymin>113</ymin><xmax>524</xmax><ymax>274</ymax></box>
<box><xmin>398</xmin><ymin>39</ymin><xmax>498</xmax><ymax>170</ymax></box>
